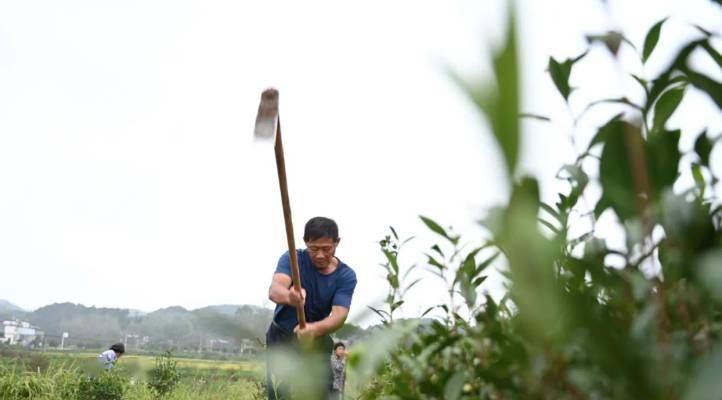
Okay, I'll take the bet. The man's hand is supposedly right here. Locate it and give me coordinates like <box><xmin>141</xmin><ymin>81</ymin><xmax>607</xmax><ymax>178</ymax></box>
<box><xmin>294</xmin><ymin>322</ymin><xmax>319</xmax><ymax>342</ymax></box>
<box><xmin>288</xmin><ymin>287</ymin><xmax>306</xmax><ymax>308</ymax></box>
<box><xmin>269</xmin><ymin>274</ymin><xmax>308</xmax><ymax>308</ymax></box>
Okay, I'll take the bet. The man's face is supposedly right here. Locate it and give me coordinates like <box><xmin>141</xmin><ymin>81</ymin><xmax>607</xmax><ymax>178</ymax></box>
<box><xmin>335</xmin><ymin>346</ymin><xmax>345</xmax><ymax>357</ymax></box>
<box><xmin>306</xmin><ymin>237</ymin><xmax>339</xmax><ymax>269</ymax></box>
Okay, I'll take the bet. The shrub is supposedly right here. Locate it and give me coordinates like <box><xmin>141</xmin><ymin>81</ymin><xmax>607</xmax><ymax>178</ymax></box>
<box><xmin>147</xmin><ymin>351</ymin><xmax>181</xmax><ymax>398</ymax></box>
<box><xmin>77</xmin><ymin>369</ymin><xmax>128</xmax><ymax>400</ymax></box>
<box><xmin>353</xmin><ymin>2</ymin><xmax>722</xmax><ymax>399</ymax></box>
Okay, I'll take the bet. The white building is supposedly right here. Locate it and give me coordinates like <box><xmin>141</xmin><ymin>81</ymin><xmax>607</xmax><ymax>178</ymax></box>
<box><xmin>0</xmin><ymin>320</ymin><xmax>44</xmax><ymax>346</ymax></box>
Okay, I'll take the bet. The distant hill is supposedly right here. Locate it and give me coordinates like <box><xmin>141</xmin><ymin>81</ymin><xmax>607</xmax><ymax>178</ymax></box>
<box><xmin>0</xmin><ymin>300</ymin><xmax>374</xmax><ymax>351</ymax></box>
<box><xmin>127</xmin><ymin>309</ymin><xmax>146</xmax><ymax>318</ymax></box>
<box><xmin>0</xmin><ymin>299</ymin><xmax>28</xmax><ymax>321</ymax></box>
<box><xmin>0</xmin><ymin>299</ymin><xmax>25</xmax><ymax>313</ymax></box>
<box><xmin>0</xmin><ymin>301</ymin><xmax>274</xmax><ymax>352</ymax></box>
<box><xmin>194</xmin><ymin>304</ymin><xmax>242</xmax><ymax>317</ymax></box>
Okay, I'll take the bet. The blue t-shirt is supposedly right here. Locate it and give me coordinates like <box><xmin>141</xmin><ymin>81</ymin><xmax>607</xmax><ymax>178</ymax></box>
<box><xmin>273</xmin><ymin>249</ymin><xmax>357</xmax><ymax>332</ymax></box>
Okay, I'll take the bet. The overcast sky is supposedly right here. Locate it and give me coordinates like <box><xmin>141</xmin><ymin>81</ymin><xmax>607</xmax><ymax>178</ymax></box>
<box><xmin>1</xmin><ymin>0</ymin><xmax>720</xmax><ymax>327</ymax></box>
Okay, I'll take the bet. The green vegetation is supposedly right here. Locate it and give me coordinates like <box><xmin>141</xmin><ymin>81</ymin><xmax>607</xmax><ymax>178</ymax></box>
<box><xmin>147</xmin><ymin>351</ymin><xmax>181</xmax><ymax>398</ymax></box>
<box><xmin>0</xmin><ymin>349</ymin><xmax>265</xmax><ymax>400</ymax></box>
<box><xmin>346</xmin><ymin>3</ymin><xmax>722</xmax><ymax>400</ymax></box>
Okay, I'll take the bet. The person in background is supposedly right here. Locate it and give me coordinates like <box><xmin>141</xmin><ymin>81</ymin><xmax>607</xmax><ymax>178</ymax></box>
<box><xmin>98</xmin><ymin>342</ymin><xmax>125</xmax><ymax>370</ymax></box>
<box><xmin>330</xmin><ymin>342</ymin><xmax>347</xmax><ymax>399</ymax></box>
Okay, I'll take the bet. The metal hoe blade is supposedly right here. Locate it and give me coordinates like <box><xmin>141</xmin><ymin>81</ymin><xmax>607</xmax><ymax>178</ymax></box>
<box><xmin>254</xmin><ymin>88</ymin><xmax>279</xmax><ymax>141</ymax></box>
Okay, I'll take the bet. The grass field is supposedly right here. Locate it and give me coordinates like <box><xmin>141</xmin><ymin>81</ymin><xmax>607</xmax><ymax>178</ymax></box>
<box><xmin>0</xmin><ymin>347</ymin><xmax>267</xmax><ymax>399</ymax></box>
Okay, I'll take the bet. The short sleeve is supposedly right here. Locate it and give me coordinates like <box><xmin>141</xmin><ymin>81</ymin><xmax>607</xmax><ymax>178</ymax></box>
<box><xmin>275</xmin><ymin>251</ymin><xmax>292</xmax><ymax>277</ymax></box>
<box><xmin>332</xmin><ymin>269</ymin><xmax>357</xmax><ymax>308</ymax></box>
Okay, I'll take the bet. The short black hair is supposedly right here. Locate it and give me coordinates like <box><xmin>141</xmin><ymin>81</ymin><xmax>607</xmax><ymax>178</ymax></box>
<box><xmin>334</xmin><ymin>342</ymin><xmax>345</xmax><ymax>350</ymax></box>
<box><xmin>303</xmin><ymin>217</ymin><xmax>339</xmax><ymax>242</ymax></box>
<box><xmin>110</xmin><ymin>343</ymin><xmax>125</xmax><ymax>354</ymax></box>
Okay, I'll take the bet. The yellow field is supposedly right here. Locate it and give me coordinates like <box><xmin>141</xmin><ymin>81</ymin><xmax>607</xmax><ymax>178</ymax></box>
<box><xmin>39</xmin><ymin>350</ymin><xmax>262</xmax><ymax>374</ymax></box>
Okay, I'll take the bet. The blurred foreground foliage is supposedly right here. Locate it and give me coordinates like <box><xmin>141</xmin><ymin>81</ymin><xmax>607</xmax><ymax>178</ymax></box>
<box><xmin>351</xmin><ymin>2</ymin><xmax>722</xmax><ymax>399</ymax></box>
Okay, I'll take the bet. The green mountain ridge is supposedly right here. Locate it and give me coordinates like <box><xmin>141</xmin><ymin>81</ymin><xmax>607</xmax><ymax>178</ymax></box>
<box><xmin>0</xmin><ymin>299</ymin><xmax>370</xmax><ymax>351</ymax></box>
<box><xmin>0</xmin><ymin>300</ymin><xmax>273</xmax><ymax>352</ymax></box>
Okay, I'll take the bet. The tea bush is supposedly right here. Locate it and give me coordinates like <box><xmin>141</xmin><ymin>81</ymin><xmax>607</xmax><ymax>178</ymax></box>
<box><xmin>352</xmin><ymin>2</ymin><xmax>722</xmax><ymax>400</ymax></box>
<box><xmin>147</xmin><ymin>351</ymin><xmax>182</xmax><ymax>398</ymax></box>
<box><xmin>77</xmin><ymin>367</ymin><xmax>128</xmax><ymax>400</ymax></box>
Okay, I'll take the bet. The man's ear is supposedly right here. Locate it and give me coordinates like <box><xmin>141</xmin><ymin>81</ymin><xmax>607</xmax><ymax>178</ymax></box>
<box><xmin>335</xmin><ymin>238</ymin><xmax>341</xmax><ymax>246</ymax></box>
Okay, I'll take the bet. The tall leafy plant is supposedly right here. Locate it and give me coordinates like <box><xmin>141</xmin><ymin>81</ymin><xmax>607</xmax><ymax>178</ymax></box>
<box><xmin>354</xmin><ymin>3</ymin><xmax>722</xmax><ymax>399</ymax></box>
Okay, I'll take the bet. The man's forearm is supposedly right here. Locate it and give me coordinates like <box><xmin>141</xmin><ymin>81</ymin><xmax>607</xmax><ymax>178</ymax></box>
<box><xmin>311</xmin><ymin>312</ymin><xmax>346</xmax><ymax>336</ymax></box>
<box><xmin>268</xmin><ymin>283</ymin><xmax>291</xmax><ymax>305</ymax></box>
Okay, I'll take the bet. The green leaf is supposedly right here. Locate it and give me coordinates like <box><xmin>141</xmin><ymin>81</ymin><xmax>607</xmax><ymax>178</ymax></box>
<box><xmin>367</xmin><ymin>306</ymin><xmax>390</xmax><ymax>323</ymax></box>
<box><xmin>426</xmin><ymin>254</ymin><xmax>446</xmax><ymax>271</ymax></box>
<box><xmin>403</xmin><ymin>278</ymin><xmax>422</xmax><ymax>294</ymax></box>
<box><xmin>646</xmin><ymin>39</ymin><xmax>722</xmax><ymax>115</ymax></box>
<box><xmin>692</xmin><ymin>162</ymin><xmax>705</xmax><ymax>188</ymax></box>
<box><xmin>421</xmin><ymin>305</ymin><xmax>440</xmax><ymax>317</ymax></box>
<box><xmin>642</xmin><ymin>18</ymin><xmax>667</xmax><ymax>63</ymax></box>
<box><xmin>431</xmin><ymin>244</ymin><xmax>444</xmax><ymax>257</ymax></box>
<box><xmin>598</xmin><ymin>119</ymin><xmax>645</xmax><ymax>221</ymax></box>
<box><xmin>652</xmin><ymin>86</ymin><xmax>685</xmax><ymax>132</ymax></box>
<box><xmin>480</xmin><ymin>206</ymin><xmax>505</xmax><ymax>236</ymax></box>
<box><xmin>594</xmin><ymin>195</ymin><xmax>612</xmax><ymax>218</ymax></box>
<box><xmin>631</xmin><ymin>74</ymin><xmax>650</xmax><ymax>98</ymax></box>
<box><xmin>444</xmin><ymin>371</ymin><xmax>467</xmax><ymax>400</ymax></box>
<box><xmin>646</xmin><ymin>38</ymin><xmax>697</xmax><ymax>108</ymax></box>
<box><xmin>539</xmin><ymin>218</ymin><xmax>561</xmax><ymax>235</ymax></box>
<box><xmin>462</xmin><ymin>249</ymin><xmax>480</xmax><ymax>277</ymax></box>
<box><xmin>588</xmin><ymin>97</ymin><xmax>642</xmax><ymax>110</ymax></box>
<box><xmin>587</xmin><ymin>113</ymin><xmax>624</xmax><ymax>152</ymax></box>
<box><xmin>548</xmin><ymin>51</ymin><xmax>587</xmax><ymax>101</ymax></box>
<box><xmin>647</xmin><ymin>74</ymin><xmax>688</xmax><ymax>114</ymax></box>
<box><xmin>620</xmin><ymin>34</ymin><xmax>638</xmax><ymax>52</ymax></box>
<box><xmin>691</xmin><ymin>162</ymin><xmax>707</xmax><ymax>199</ymax></box>
<box><xmin>540</xmin><ymin>202</ymin><xmax>562</xmax><ymax>224</ymax></box>
<box><xmin>646</xmin><ymin>129</ymin><xmax>681</xmax><ymax>199</ymax></box>
<box><xmin>693</xmin><ymin>24</ymin><xmax>713</xmax><ymax>37</ymax></box>
<box><xmin>420</xmin><ymin>216</ymin><xmax>452</xmax><ymax>242</ymax></box>
<box><xmin>695</xmin><ymin>130</ymin><xmax>713</xmax><ymax>167</ymax></box>
<box><xmin>447</xmin><ymin>8</ymin><xmax>520</xmax><ymax>178</ymax></box>
<box><xmin>389</xmin><ymin>226</ymin><xmax>399</xmax><ymax>241</ymax></box>
<box><xmin>558</xmin><ymin>164</ymin><xmax>589</xmax><ymax>188</ymax></box>
<box><xmin>568</xmin><ymin>231</ymin><xmax>594</xmax><ymax>249</ymax></box>
<box><xmin>490</xmin><ymin>12</ymin><xmax>520</xmax><ymax>177</ymax></box>
<box><xmin>383</xmin><ymin>249</ymin><xmax>399</xmax><ymax>274</ymax></box>
<box><xmin>475</xmin><ymin>252</ymin><xmax>500</xmax><ymax>275</ymax></box>
<box><xmin>401</xmin><ymin>263</ymin><xmax>418</xmax><ymax>280</ymax></box>
<box><xmin>387</xmin><ymin>273</ymin><xmax>399</xmax><ymax>289</ymax></box>
<box><xmin>520</xmin><ymin>113</ymin><xmax>551</xmax><ymax>122</ymax></box>
<box><xmin>701</xmin><ymin>42</ymin><xmax>722</xmax><ymax>68</ymax></box>
<box><xmin>581</xmin><ymin>98</ymin><xmax>643</xmax><ymax>121</ymax></box>
<box><xmin>472</xmin><ymin>275</ymin><xmax>489</xmax><ymax>287</ymax></box>
<box><xmin>587</xmin><ymin>31</ymin><xmax>635</xmax><ymax>55</ymax></box>
<box><xmin>686</xmin><ymin>70</ymin><xmax>722</xmax><ymax>109</ymax></box>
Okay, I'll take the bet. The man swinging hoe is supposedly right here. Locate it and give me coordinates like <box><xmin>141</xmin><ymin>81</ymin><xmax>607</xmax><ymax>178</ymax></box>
<box><xmin>254</xmin><ymin>89</ymin><xmax>358</xmax><ymax>400</ymax></box>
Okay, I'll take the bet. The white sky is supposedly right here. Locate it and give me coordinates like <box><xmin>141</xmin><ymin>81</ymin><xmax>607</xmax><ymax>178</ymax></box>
<box><xmin>1</xmin><ymin>0</ymin><xmax>720</xmax><ymax>327</ymax></box>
